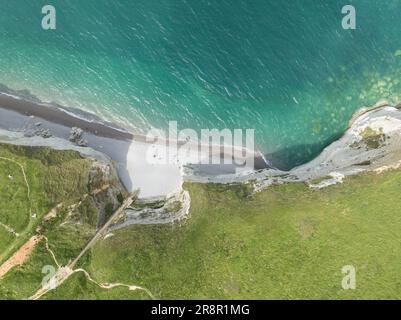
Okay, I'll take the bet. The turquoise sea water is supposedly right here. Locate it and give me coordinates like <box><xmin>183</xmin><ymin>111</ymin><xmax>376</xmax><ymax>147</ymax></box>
<box><xmin>1</xmin><ymin>0</ymin><xmax>401</xmax><ymax>168</ymax></box>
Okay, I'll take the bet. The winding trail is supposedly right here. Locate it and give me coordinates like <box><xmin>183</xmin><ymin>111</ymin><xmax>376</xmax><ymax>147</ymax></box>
<box><xmin>74</xmin><ymin>268</ymin><xmax>155</xmax><ymax>299</ymax></box>
<box><xmin>29</xmin><ymin>265</ymin><xmax>155</xmax><ymax>300</ymax></box>
<box><xmin>43</xmin><ymin>236</ymin><xmax>61</xmax><ymax>269</ymax></box>
<box><xmin>29</xmin><ymin>191</ymin><xmax>155</xmax><ymax>300</ymax></box>
<box><xmin>0</xmin><ymin>156</ymin><xmax>31</xmax><ymax>206</ymax></box>
<box><xmin>0</xmin><ymin>155</ymin><xmax>165</xmax><ymax>300</ymax></box>
<box><xmin>0</xmin><ymin>156</ymin><xmax>33</xmax><ymax>264</ymax></box>
<box><xmin>0</xmin><ymin>222</ymin><xmax>18</xmax><ymax>237</ymax></box>
<box><xmin>68</xmin><ymin>191</ymin><xmax>138</xmax><ymax>269</ymax></box>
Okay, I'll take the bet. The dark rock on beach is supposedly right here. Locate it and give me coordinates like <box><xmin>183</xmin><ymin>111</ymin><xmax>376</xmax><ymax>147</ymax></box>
<box><xmin>69</xmin><ymin>127</ymin><xmax>88</xmax><ymax>147</ymax></box>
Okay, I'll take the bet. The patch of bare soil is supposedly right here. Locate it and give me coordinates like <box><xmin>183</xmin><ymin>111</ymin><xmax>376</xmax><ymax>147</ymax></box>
<box><xmin>0</xmin><ymin>235</ymin><xmax>43</xmax><ymax>279</ymax></box>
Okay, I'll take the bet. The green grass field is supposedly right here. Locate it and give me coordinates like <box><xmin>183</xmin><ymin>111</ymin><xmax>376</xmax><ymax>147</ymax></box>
<box><xmin>0</xmin><ymin>228</ymin><xmax>14</xmax><ymax>254</ymax></box>
<box><xmin>3</xmin><ymin>142</ymin><xmax>401</xmax><ymax>299</ymax></box>
<box><xmin>0</xmin><ymin>143</ymin><xmax>94</xmax><ymax>298</ymax></box>
<box><xmin>45</xmin><ymin>169</ymin><xmax>401</xmax><ymax>300</ymax></box>
<box><xmin>0</xmin><ymin>159</ymin><xmax>31</xmax><ymax>232</ymax></box>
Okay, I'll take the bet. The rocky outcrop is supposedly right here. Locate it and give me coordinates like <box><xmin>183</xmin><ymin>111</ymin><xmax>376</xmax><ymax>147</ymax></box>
<box><xmin>86</xmin><ymin>161</ymin><xmax>128</xmax><ymax>228</ymax></box>
<box><xmin>69</xmin><ymin>127</ymin><xmax>88</xmax><ymax>147</ymax></box>
<box><xmin>108</xmin><ymin>190</ymin><xmax>191</xmax><ymax>231</ymax></box>
<box><xmin>24</xmin><ymin>126</ymin><xmax>52</xmax><ymax>139</ymax></box>
<box><xmin>185</xmin><ymin>100</ymin><xmax>401</xmax><ymax>192</ymax></box>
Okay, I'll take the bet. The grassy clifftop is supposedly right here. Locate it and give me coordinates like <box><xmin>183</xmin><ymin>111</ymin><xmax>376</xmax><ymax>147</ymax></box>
<box><xmin>3</xmin><ymin>142</ymin><xmax>401</xmax><ymax>299</ymax></box>
<box><xmin>0</xmin><ymin>143</ymin><xmax>126</xmax><ymax>299</ymax></box>
<box><xmin>48</xmin><ymin>168</ymin><xmax>401</xmax><ymax>300</ymax></box>
<box><xmin>0</xmin><ymin>144</ymin><xmax>93</xmax><ymax>257</ymax></box>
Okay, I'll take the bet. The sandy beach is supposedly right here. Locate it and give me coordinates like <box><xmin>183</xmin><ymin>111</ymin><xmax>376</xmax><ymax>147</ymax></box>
<box><xmin>0</xmin><ymin>93</ymin><xmax>266</xmax><ymax>198</ymax></box>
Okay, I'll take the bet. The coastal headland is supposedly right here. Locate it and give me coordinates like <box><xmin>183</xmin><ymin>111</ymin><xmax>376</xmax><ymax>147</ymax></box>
<box><xmin>1</xmin><ymin>93</ymin><xmax>401</xmax><ymax>299</ymax></box>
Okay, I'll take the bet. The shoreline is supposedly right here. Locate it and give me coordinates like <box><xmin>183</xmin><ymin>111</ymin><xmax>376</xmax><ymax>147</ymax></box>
<box><xmin>2</xmin><ymin>90</ymin><xmax>400</xmax><ymax>200</ymax></box>
<box><xmin>0</xmin><ymin>92</ymin><xmax>266</xmax><ymax>198</ymax></box>
<box><xmin>186</xmin><ymin>100</ymin><xmax>401</xmax><ymax>191</ymax></box>
<box><xmin>0</xmin><ymin>93</ymin><xmax>134</xmax><ymax>141</ymax></box>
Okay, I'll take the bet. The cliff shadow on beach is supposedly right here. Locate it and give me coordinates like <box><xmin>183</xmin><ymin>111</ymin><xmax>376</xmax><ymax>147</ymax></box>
<box><xmin>0</xmin><ymin>89</ymin><xmax>134</xmax><ymax>191</ymax></box>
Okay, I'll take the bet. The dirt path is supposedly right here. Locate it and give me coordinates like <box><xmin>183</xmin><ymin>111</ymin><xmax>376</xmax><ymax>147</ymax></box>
<box><xmin>28</xmin><ymin>192</ymin><xmax>156</xmax><ymax>300</ymax></box>
<box><xmin>0</xmin><ymin>156</ymin><xmax>34</xmax><ymax>264</ymax></box>
<box><xmin>68</xmin><ymin>191</ymin><xmax>138</xmax><ymax>269</ymax></box>
<box><xmin>0</xmin><ymin>235</ymin><xmax>43</xmax><ymax>279</ymax></box>
<box><xmin>0</xmin><ymin>158</ymin><xmax>151</xmax><ymax>299</ymax></box>
<box><xmin>43</xmin><ymin>236</ymin><xmax>61</xmax><ymax>269</ymax></box>
<box><xmin>0</xmin><ymin>156</ymin><xmax>31</xmax><ymax>206</ymax></box>
<box><xmin>29</xmin><ymin>265</ymin><xmax>155</xmax><ymax>300</ymax></box>
<box><xmin>75</xmin><ymin>268</ymin><xmax>155</xmax><ymax>299</ymax></box>
<box><xmin>0</xmin><ymin>222</ymin><xmax>18</xmax><ymax>237</ymax></box>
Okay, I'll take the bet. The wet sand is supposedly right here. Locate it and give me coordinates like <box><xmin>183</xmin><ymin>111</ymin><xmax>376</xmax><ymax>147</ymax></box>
<box><xmin>0</xmin><ymin>93</ymin><xmax>134</xmax><ymax>140</ymax></box>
